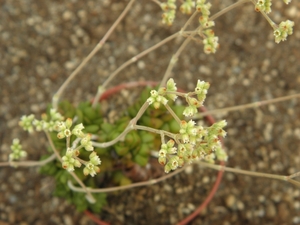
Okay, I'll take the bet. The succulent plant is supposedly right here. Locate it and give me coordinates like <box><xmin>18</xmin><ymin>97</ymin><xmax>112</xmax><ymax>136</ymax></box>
<box><xmin>39</xmin><ymin>86</ymin><xmax>186</xmax><ymax>213</ymax></box>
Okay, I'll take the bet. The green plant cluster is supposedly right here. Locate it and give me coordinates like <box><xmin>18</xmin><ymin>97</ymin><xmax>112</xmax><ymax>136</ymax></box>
<box><xmin>95</xmin><ymin>86</ymin><xmax>185</xmax><ymax>182</ymax></box>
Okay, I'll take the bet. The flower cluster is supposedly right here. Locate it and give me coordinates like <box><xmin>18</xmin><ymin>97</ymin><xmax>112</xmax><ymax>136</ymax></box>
<box><xmin>195</xmin><ymin>80</ymin><xmax>210</xmax><ymax>103</ymax></box>
<box><xmin>80</xmin><ymin>134</ymin><xmax>94</xmax><ymax>151</ymax></box>
<box><xmin>158</xmin><ymin>139</ymin><xmax>177</xmax><ymax>165</ymax></box>
<box><xmin>151</xmin><ymin>79</ymin><xmax>227</xmax><ymax>173</ymax></box>
<box><xmin>166</xmin><ymin>78</ymin><xmax>178</xmax><ymax>101</ymax></box>
<box><xmin>147</xmin><ymin>79</ymin><xmax>209</xmax><ymax>117</ymax></box>
<box><xmin>55</xmin><ymin>118</ymin><xmax>100</xmax><ymax>176</ymax></box>
<box><xmin>159</xmin><ymin>119</ymin><xmax>227</xmax><ymax>173</ymax></box>
<box><xmin>9</xmin><ymin>139</ymin><xmax>27</xmax><ymax>161</ymax></box>
<box><xmin>255</xmin><ymin>0</ymin><xmax>292</xmax><ymax>13</ymax></box>
<box><xmin>160</xmin><ymin>0</ymin><xmax>218</xmax><ymax>54</ymax></box>
<box><xmin>62</xmin><ymin>149</ymin><xmax>101</xmax><ymax>177</ymax></box>
<box><xmin>42</xmin><ymin>109</ymin><xmax>65</xmax><ymax>131</ymax></box>
<box><xmin>19</xmin><ymin>109</ymin><xmax>64</xmax><ymax>133</ymax></box>
<box><xmin>179</xmin><ymin>120</ymin><xmax>200</xmax><ymax>144</ymax></box>
<box><xmin>16</xmin><ymin>106</ymin><xmax>102</xmax><ymax>176</ymax></box>
<box><xmin>62</xmin><ymin>148</ymin><xmax>81</xmax><ymax>172</ymax></box>
<box><xmin>160</xmin><ymin>0</ymin><xmax>177</xmax><ymax>26</ymax></box>
<box><xmin>197</xmin><ymin>0</ymin><xmax>213</xmax><ymax>26</ymax></box>
<box><xmin>183</xmin><ymin>80</ymin><xmax>210</xmax><ymax>117</ymax></box>
<box><xmin>196</xmin><ymin>0</ymin><xmax>219</xmax><ymax>54</ymax></box>
<box><xmin>147</xmin><ymin>78</ymin><xmax>178</xmax><ymax>108</ymax></box>
<box><xmin>252</xmin><ymin>0</ymin><xmax>294</xmax><ymax>43</ymax></box>
<box><xmin>255</xmin><ymin>0</ymin><xmax>272</xmax><ymax>13</ymax></box>
<box><xmin>180</xmin><ymin>0</ymin><xmax>195</xmax><ymax>15</ymax></box>
<box><xmin>273</xmin><ymin>20</ymin><xmax>294</xmax><ymax>44</ymax></box>
<box><xmin>55</xmin><ymin>118</ymin><xmax>73</xmax><ymax>139</ymax></box>
<box><xmin>19</xmin><ymin>114</ymin><xmax>35</xmax><ymax>133</ymax></box>
<box><xmin>202</xmin><ymin>29</ymin><xmax>219</xmax><ymax>54</ymax></box>
<box><xmin>83</xmin><ymin>152</ymin><xmax>101</xmax><ymax>177</ymax></box>
<box><xmin>147</xmin><ymin>90</ymin><xmax>168</xmax><ymax>109</ymax></box>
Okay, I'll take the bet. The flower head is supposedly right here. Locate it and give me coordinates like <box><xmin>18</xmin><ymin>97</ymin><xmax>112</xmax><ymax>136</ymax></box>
<box><xmin>56</xmin><ymin>118</ymin><xmax>73</xmax><ymax>139</ymax></box>
<box><xmin>83</xmin><ymin>162</ymin><xmax>100</xmax><ymax>177</ymax></box>
<box><xmin>89</xmin><ymin>152</ymin><xmax>101</xmax><ymax>166</ymax></box>
<box><xmin>147</xmin><ymin>90</ymin><xmax>168</xmax><ymax>109</ymax></box>
<box><xmin>274</xmin><ymin>20</ymin><xmax>294</xmax><ymax>44</ymax></box>
<box><xmin>81</xmin><ymin>134</ymin><xmax>94</xmax><ymax>151</ymax></box>
<box><xmin>72</xmin><ymin>123</ymin><xmax>85</xmax><ymax>138</ymax></box>
<box><xmin>19</xmin><ymin>114</ymin><xmax>35</xmax><ymax>133</ymax></box>
<box><xmin>9</xmin><ymin>139</ymin><xmax>27</xmax><ymax>161</ymax></box>
<box><xmin>62</xmin><ymin>148</ymin><xmax>81</xmax><ymax>172</ymax></box>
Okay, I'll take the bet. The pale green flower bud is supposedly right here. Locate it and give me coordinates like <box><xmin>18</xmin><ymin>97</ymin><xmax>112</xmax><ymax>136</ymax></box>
<box><xmin>83</xmin><ymin>162</ymin><xmax>100</xmax><ymax>177</ymax></box>
<box><xmin>274</xmin><ymin>20</ymin><xmax>294</xmax><ymax>43</ymax></box>
<box><xmin>169</xmin><ymin>155</ymin><xmax>180</xmax><ymax>170</ymax></box>
<box><xmin>147</xmin><ymin>90</ymin><xmax>168</xmax><ymax>109</ymax></box>
<box><xmin>32</xmin><ymin>119</ymin><xmax>44</xmax><ymax>131</ymax></box>
<box><xmin>187</xmin><ymin>97</ymin><xmax>201</xmax><ymax>108</ymax></box>
<box><xmin>203</xmin><ymin>36</ymin><xmax>219</xmax><ymax>54</ymax></box>
<box><xmin>205</xmin><ymin>153</ymin><xmax>215</xmax><ymax>164</ymax></box>
<box><xmin>158</xmin><ymin>149</ymin><xmax>167</xmax><ymax>158</ymax></box>
<box><xmin>72</xmin><ymin>123</ymin><xmax>85</xmax><ymax>138</ymax></box>
<box><xmin>80</xmin><ymin>134</ymin><xmax>94</xmax><ymax>151</ymax></box>
<box><xmin>65</xmin><ymin>118</ymin><xmax>72</xmax><ymax>129</ymax></box>
<box><xmin>180</xmin><ymin>0</ymin><xmax>195</xmax><ymax>15</ymax></box>
<box><xmin>215</xmin><ymin>146</ymin><xmax>228</xmax><ymax>161</ymax></box>
<box><xmin>255</xmin><ymin>0</ymin><xmax>272</xmax><ymax>13</ymax></box>
<box><xmin>19</xmin><ymin>114</ymin><xmax>35</xmax><ymax>133</ymax></box>
<box><xmin>62</xmin><ymin>148</ymin><xmax>81</xmax><ymax>172</ymax></box>
<box><xmin>158</xmin><ymin>156</ymin><xmax>166</xmax><ymax>165</ymax></box>
<box><xmin>54</xmin><ymin>121</ymin><xmax>66</xmax><ymax>132</ymax></box>
<box><xmin>162</xmin><ymin>10</ymin><xmax>176</xmax><ymax>26</ymax></box>
<box><xmin>89</xmin><ymin>152</ymin><xmax>101</xmax><ymax>165</ymax></box>
<box><xmin>183</xmin><ymin>106</ymin><xmax>197</xmax><ymax>117</ymax></box>
<box><xmin>164</xmin><ymin>163</ymin><xmax>172</xmax><ymax>173</ymax></box>
<box><xmin>49</xmin><ymin>108</ymin><xmax>64</xmax><ymax>121</ymax></box>
<box><xmin>196</xmin><ymin>0</ymin><xmax>211</xmax><ymax>16</ymax></box>
<box><xmin>166</xmin><ymin>78</ymin><xmax>178</xmax><ymax>101</ymax></box>
<box><xmin>9</xmin><ymin>139</ymin><xmax>27</xmax><ymax>161</ymax></box>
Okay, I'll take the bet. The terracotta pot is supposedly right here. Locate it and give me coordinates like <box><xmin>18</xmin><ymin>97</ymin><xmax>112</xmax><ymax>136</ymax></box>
<box><xmin>85</xmin><ymin>81</ymin><xmax>225</xmax><ymax>225</ymax></box>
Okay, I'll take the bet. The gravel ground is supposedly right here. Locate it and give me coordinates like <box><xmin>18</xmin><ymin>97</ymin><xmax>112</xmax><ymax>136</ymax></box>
<box><xmin>1</xmin><ymin>0</ymin><xmax>300</xmax><ymax>224</ymax></box>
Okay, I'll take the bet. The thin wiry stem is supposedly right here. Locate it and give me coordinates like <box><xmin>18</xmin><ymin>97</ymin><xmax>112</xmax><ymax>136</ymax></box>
<box><xmin>0</xmin><ymin>154</ymin><xmax>56</xmax><ymax>167</ymax></box>
<box><xmin>93</xmin><ymin>33</ymin><xmax>180</xmax><ymax>107</ymax></box>
<box><xmin>151</xmin><ymin>0</ymin><xmax>161</xmax><ymax>6</ymax></box>
<box><xmin>210</xmin><ymin>0</ymin><xmax>251</xmax><ymax>21</ymax></box>
<box><xmin>135</xmin><ymin>125</ymin><xmax>176</xmax><ymax>139</ymax></box>
<box><xmin>180</xmin><ymin>10</ymin><xmax>199</xmax><ymax>34</ymax></box>
<box><xmin>52</xmin><ymin>0</ymin><xmax>136</xmax><ymax>109</ymax></box>
<box><xmin>45</xmin><ymin>131</ymin><xmax>96</xmax><ymax>203</ymax></box>
<box><xmin>160</xmin><ymin>32</ymin><xmax>196</xmax><ymax>86</ymax></box>
<box><xmin>92</xmin><ymin>125</ymin><xmax>133</xmax><ymax>148</ymax></box>
<box><xmin>165</xmin><ymin>104</ymin><xmax>182</xmax><ymax>124</ymax></box>
<box><xmin>197</xmin><ymin>161</ymin><xmax>300</xmax><ymax>187</ymax></box>
<box><xmin>193</xmin><ymin>92</ymin><xmax>300</xmax><ymax>118</ymax></box>
<box><xmin>92</xmin><ymin>102</ymin><xmax>149</xmax><ymax>148</ymax></box>
<box><xmin>288</xmin><ymin>171</ymin><xmax>300</xmax><ymax>179</ymax></box>
<box><xmin>68</xmin><ymin>164</ymin><xmax>188</xmax><ymax>193</ymax></box>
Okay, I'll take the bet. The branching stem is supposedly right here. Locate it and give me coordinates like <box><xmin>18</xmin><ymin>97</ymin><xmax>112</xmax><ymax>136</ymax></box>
<box><xmin>45</xmin><ymin>131</ymin><xmax>96</xmax><ymax>203</ymax></box>
<box><xmin>68</xmin><ymin>164</ymin><xmax>187</xmax><ymax>193</ymax></box>
<box><xmin>52</xmin><ymin>0</ymin><xmax>136</xmax><ymax>109</ymax></box>
<box><xmin>193</xmin><ymin>92</ymin><xmax>300</xmax><ymax>118</ymax></box>
<box><xmin>0</xmin><ymin>154</ymin><xmax>56</xmax><ymax>167</ymax></box>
